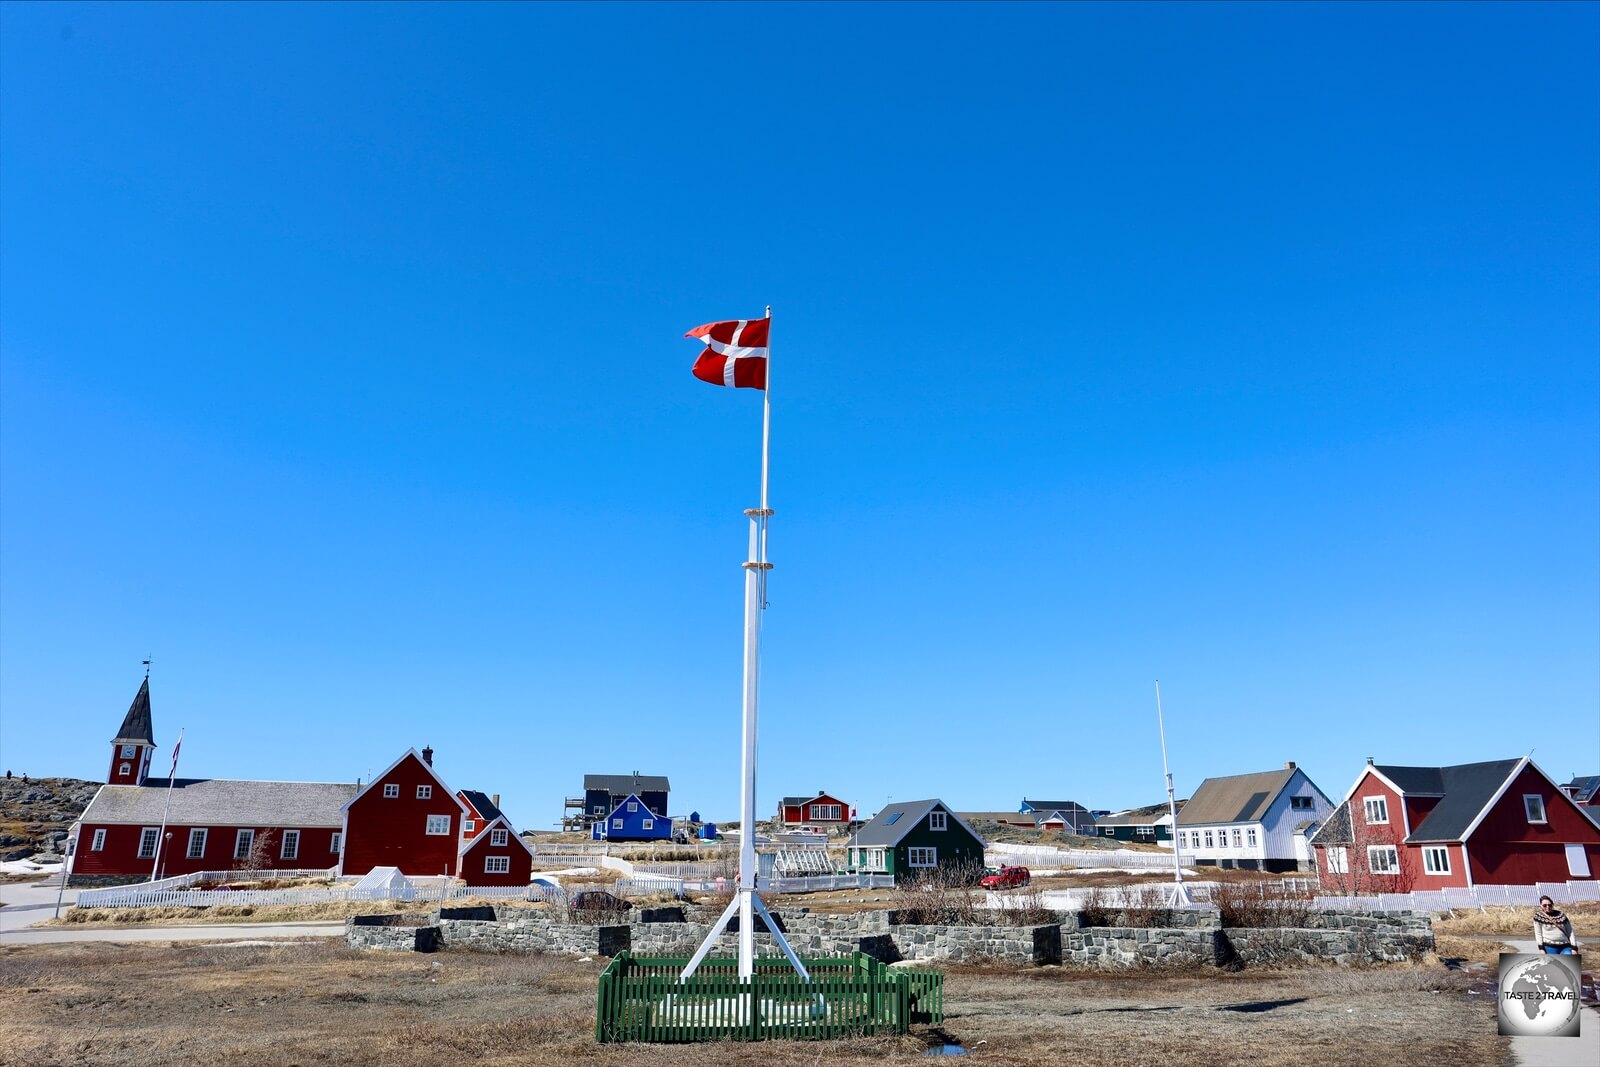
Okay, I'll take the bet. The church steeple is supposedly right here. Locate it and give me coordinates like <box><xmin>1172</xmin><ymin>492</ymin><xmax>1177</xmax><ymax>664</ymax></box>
<box><xmin>108</xmin><ymin>676</ymin><xmax>156</xmax><ymax>786</ymax></box>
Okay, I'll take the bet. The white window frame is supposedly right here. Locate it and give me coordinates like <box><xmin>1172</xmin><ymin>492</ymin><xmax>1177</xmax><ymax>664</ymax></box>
<box><xmin>1422</xmin><ymin>846</ymin><xmax>1450</xmax><ymax>875</ymax></box>
<box><xmin>1246</xmin><ymin>828</ymin><xmax>1258</xmax><ymax>847</ymax></box>
<box><xmin>1135</xmin><ymin>826</ymin><xmax>1153</xmax><ymax>840</ymax></box>
<box><xmin>908</xmin><ymin>846</ymin><xmax>938</xmax><ymax>867</ymax></box>
<box><xmin>1565</xmin><ymin>843</ymin><xmax>1592</xmax><ymax>878</ymax></box>
<box><xmin>612</xmin><ymin>818</ymin><xmax>623</xmax><ymax>830</ymax></box>
<box><xmin>1104</xmin><ymin>827</ymin><xmax>1116</xmax><ymax>837</ymax></box>
<box><xmin>1204</xmin><ymin>830</ymin><xmax>1214</xmax><ymax>848</ymax></box>
<box><xmin>234</xmin><ymin>829</ymin><xmax>255</xmax><ymax>860</ymax></box>
<box><xmin>137</xmin><ymin>827</ymin><xmax>159</xmax><ymax>859</ymax></box>
<box><xmin>484</xmin><ymin>855</ymin><xmax>510</xmax><ymax>874</ymax></box>
<box><xmin>1290</xmin><ymin>795</ymin><xmax>1314</xmax><ymax>810</ymax></box>
<box><xmin>929</xmin><ymin>811</ymin><xmax>948</xmax><ymax>832</ymax></box>
<box><xmin>187</xmin><ymin>828</ymin><xmax>208</xmax><ymax>859</ymax></box>
<box><xmin>490</xmin><ymin>828</ymin><xmax>508</xmax><ymax>847</ymax></box>
<box><xmin>1325</xmin><ymin>846</ymin><xmax>1349</xmax><ymax>874</ymax></box>
<box><xmin>119</xmin><ymin>763</ymin><xmax>131</xmax><ymax>777</ymax></box>
<box><xmin>627</xmin><ymin>801</ymin><xmax>638</xmax><ymax>812</ymax></box>
<box><xmin>121</xmin><ymin>744</ymin><xmax>136</xmax><ymax>758</ymax></box>
<box><xmin>642</xmin><ymin>818</ymin><xmax>654</xmax><ymax>831</ymax></box>
<box><xmin>593</xmin><ymin>805</ymin><xmax>605</xmax><ymax>815</ymax></box>
<box><xmin>1363</xmin><ymin>796</ymin><xmax>1389</xmax><ymax>824</ymax></box>
<box><xmin>280</xmin><ymin>829</ymin><xmax>301</xmax><ymax>861</ymax></box>
<box><xmin>462</xmin><ymin>820</ymin><xmax>475</xmax><ymax>834</ymax></box>
<box><xmin>330</xmin><ymin>832</ymin><xmax>342</xmax><ymax>854</ymax></box>
<box><xmin>1231</xmin><ymin>829</ymin><xmax>1242</xmax><ymax>848</ymax></box>
<box><xmin>1367</xmin><ymin>845</ymin><xmax>1400</xmax><ymax>875</ymax></box>
<box><xmin>425</xmin><ymin>815</ymin><xmax>451</xmax><ymax>836</ymax></box>
<box><xmin>91</xmin><ymin>828</ymin><xmax>107</xmax><ymax>852</ymax></box>
<box><xmin>416</xmin><ymin>785</ymin><xmax>432</xmax><ymax>800</ymax></box>
<box><xmin>1523</xmin><ymin>794</ymin><xmax>1547</xmax><ymax>824</ymax></box>
<box><xmin>812</xmin><ymin>803</ymin><xmax>842</xmax><ymax>821</ymax></box>
<box><xmin>383</xmin><ymin>783</ymin><xmax>400</xmax><ymax>798</ymax></box>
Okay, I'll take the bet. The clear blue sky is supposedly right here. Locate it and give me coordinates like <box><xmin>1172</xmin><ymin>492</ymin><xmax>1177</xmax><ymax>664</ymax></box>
<box><xmin>3</xmin><ymin>3</ymin><xmax>1596</xmax><ymax>829</ymax></box>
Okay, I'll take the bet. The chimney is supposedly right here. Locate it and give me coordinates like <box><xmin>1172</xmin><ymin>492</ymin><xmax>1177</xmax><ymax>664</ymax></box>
<box><xmin>1366</xmin><ymin>756</ymin><xmax>1374</xmax><ymax>766</ymax></box>
<box><xmin>492</xmin><ymin>793</ymin><xmax>500</xmax><ymax>809</ymax></box>
<box><xmin>422</xmin><ymin>746</ymin><xmax>434</xmax><ymax>767</ymax></box>
<box><xmin>1284</xmin><ymin>761</ymin><xmax>1296</xmax><ymax>771</ymax></box>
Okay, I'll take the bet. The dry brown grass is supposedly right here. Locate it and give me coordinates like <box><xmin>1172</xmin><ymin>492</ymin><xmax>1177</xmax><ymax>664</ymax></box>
<box><xmin>0</xmin><ymin>940</ymin><xmax>1511</xmax><ymax>1067</ymax></box>
<box><xmin>1433</xmin><ymin>902</ymin><xmax>1600</xmax><ymax>938</ymax></box>
<box><xmin>0</xmin><ymin>870</ymin><xmax>52</xmax><ymax>886</ymax></box>
<box><xmin>1433</xmin><ymin>934</ymin><xmax>1513</xmax><ymax>966</ymax></box>
<box><xmin>43</xmin><ymin>896</ymin><xmax>561</xmax><ymax>928</ymax></box>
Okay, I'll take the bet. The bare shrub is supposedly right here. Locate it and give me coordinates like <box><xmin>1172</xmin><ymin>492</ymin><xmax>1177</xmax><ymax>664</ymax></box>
<box><xmin>892</xmin><ymin>862</ymin><xmax>985</xmax><ymax>924</ymax></box>
<box><xmin>1204</xmin><ymin>880</ymin><xmax>1316</xmax><ymax>928</ymax></box>
<box><xmin>1079</xmin><ymin>886</ymin><xmax>1113</xmax><ymax>927</ymax></box>
<box><xmin>1117</xmin><ymin>884</ymin><xmax>1169</xmax><ymax>927</ymax></box>
<box><xmin>233</xmin><ymin>829</ymin><xmax>278</xmax><ymax>873</ymax></box>
<box><xmin>991</xmin><ymin>886</ymin><xmax>1055</xmax><ymax>927</ymax></box>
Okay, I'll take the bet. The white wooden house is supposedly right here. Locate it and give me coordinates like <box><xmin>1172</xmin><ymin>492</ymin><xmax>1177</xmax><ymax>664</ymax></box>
<box><xmin>1174</xmin><ymin>761</ymin><xmax>1333</xmax><ymax>872</ymax></box>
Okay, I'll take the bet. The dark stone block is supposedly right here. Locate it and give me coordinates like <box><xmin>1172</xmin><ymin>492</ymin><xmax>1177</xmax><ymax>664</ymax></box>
<box><xmin>598</xmin><ymin>924</ymin><xmax>631</xmax><ymax>957</ymax></box>
<box><xmin>351</xmin><ymin>912</ymin><xmax>431</xmax><ymax>927</ymax></box>
<box><xmin>1032</xmin><ymin>924</ymin><xmax>1062</xmax><ymax>965</ymax></box>
<box><xmin>413</xmin><ymin>927</ymin><xmax>442</xmax><ymax>952</ymax></box>
<box><xmin>640</xmin><ymin>906</ymin><xmax>686</xmax><ymax>924</ymax></box>
<box><xmin>857</xmin><ymin>934</ymin><xmax>902</xmax><ymax>964</ymax></box>
<box><xmin>439</xmin><ymin>906</ymin><xmax>496</xmax><ymax>921</ymax></box>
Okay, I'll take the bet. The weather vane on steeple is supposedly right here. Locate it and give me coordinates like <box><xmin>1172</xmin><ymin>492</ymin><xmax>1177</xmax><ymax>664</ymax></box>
<box><xmin>143</xmin><ymin>656</ymin><xmax>152</xmax><ymax>678</ymax></box>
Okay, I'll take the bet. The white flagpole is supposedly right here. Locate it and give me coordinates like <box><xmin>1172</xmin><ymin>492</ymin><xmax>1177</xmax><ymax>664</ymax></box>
<box><xmin>1154</xmin><ymin>683</ymin><xmax>1192</xmax><ymax>907</ymax></box>
<box><xmin>148</xmin><ymin>728</ymin><xmax>183</xmax><ymax>883</ymax></box>
<box><xmin>681</xmin><ymin>307</ymin><xmax>811</xmax><ymax>987</ymax></box>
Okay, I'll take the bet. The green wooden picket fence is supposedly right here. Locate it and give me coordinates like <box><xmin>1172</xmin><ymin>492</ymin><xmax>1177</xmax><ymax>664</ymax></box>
<box><xmin>595</xmin><ymin>951</ymin><xmax>943</xmax><ymax>1043</ymax></box>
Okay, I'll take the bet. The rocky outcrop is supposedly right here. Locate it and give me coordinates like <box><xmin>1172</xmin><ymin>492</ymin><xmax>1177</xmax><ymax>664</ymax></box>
<box><xmin>0</xmin><ymin>777</ymin><xmax>99</xmax><ymax>861</ymax></box>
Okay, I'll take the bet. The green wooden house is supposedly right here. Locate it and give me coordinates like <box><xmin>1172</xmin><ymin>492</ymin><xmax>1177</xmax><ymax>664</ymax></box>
<box><xmin>847</xmin><ymin>799</ymin><xmax>986</xmax><ymax>883</ymax></box>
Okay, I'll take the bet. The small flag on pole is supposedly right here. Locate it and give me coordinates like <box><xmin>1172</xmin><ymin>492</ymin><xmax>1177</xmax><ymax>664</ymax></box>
<box><xmin>685</xmin><ymin>318</ymin><xmax>769</xmax><ymax>389</ymax></box>
<box><xmin>169</xmin><ymin>731</ymin><xmax>183</xmax><ymax>777</ymax></box>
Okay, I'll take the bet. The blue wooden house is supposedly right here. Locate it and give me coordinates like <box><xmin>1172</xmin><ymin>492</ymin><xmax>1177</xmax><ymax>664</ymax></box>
<box><xmin>591</xmin><ymin>793</ymin><xmax>673</xmax><ymax>842</ymax></box>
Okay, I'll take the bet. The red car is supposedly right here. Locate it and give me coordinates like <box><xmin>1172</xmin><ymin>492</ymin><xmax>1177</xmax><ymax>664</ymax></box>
<box><xmin>980</xmin><ymin>865</ymin><xmax>1031</xmax><ymax>890</ymax></box>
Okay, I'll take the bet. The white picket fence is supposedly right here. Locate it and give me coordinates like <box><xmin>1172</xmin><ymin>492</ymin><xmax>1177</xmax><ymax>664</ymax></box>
<box><xmin>1311</xmin><ymin>880</ymin><xmax>1600</xmax><ymax>912</ymax></box>
<box><xmin>77</xmin><ymin>868</ymin><xmax>340</xmax><ymax>907</ymax></box>
<box><xmin>987</xmin><ymin>844</ymin><xmax>1176</xmax><ymax>869</ymax></box>
<box><xmin>75</xmin><ymin>882</ymin><xmax>567</xmax><ymax>910</ymax></box>
<box><xmin>616</xmin><ymin>872</ymin><xmax>893</xmax><ymax>896</ymax></box>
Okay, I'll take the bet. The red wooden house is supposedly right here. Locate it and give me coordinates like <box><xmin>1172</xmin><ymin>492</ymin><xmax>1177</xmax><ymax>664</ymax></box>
<box><xmin>1311</xmin><ymin>757</ymin><xmax>1600</xmax><ymax>892</ymax></box>
<box><xmin>777</xmin><ymin>791</ymin><xmax>850</xmax><ymax>828</ymax></box>
<box><xmin>457</xmin><ymin>790</ymin><xmax>506</xmax><ymax>843</ymax></box>
<box><xmin>70</xmin><ymin>679</ymin><xmax>356</xmax><ymax>885</ymax></box>
<box><xmin>338</xmin><ymin>747</ymin><xmax>470</xmax><ymax>879</ymax></box>
<box><xmin>458</xmin><ymin>814</ymin><xmax>535</xmax><ymax>886</ymax></box>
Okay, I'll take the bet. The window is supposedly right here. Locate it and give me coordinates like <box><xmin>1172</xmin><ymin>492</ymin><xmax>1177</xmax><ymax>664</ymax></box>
<box><xmin>1566</xmin><ymin>844</ymin><xmax>1592</xmax><ymax>878</ymax></box>
<box><xmin>867</xmin><ymin>848</ymin><xmax>886</xmax><ymax>870</ymax></box>
<box><xmin>235</xmin><ymin>829</ymin><xmax>255</xmax><ymax>859</ymax></box>
<box><xmin>812</xmin><ymin>803</ymin><xmax>842</xmax><ymax>821</ymax></box>
<box><xmin>885</xmin><ymin>812</ymin><xmax>902</xmax><ymax>825</ymax></box>
<box><xmin>1105</xmin><ymin>827</ymin><xmax>1116</xmax><ymax>837</ymax></box>
<box><xmin>1203</xmin><ymin>830</ymin><xmax>1214</xmax><ymax>848</ymax></box>
<box><xmin>627</xmin><ymin>801</ymin><xmax>638</xmax><ymax>812</ymax></box>
<box><xmin>1291</xmin><ymin>796</ymin><xmax>1314</xmax><ymax>810</ymax></box>
<box><xmin>1325</xmin><ymin>847</ymin><xmax>1349</xmax><ymax>874</ymax></box>
<box><xmin>1523</xmin><ymin>795</ymin><xmax>1547</xmax><ymax>824</ymax></box>
<box><xmin>462</xmin><ymin>820</ymin><xmax>475</xmax><ymax>834</ymax></box>
<box><xmin>330</xmin><ymin>832</ymin><xmax>342</xmax><ymax>854</ymax></box>
<box><xmin>1422</xmin><ymin>846</ymin><xmax>1450</xmax><ymax>875</ymax></box>
<box><xmin>187</xmin><ymin>829</ymin><xmax>208</xmax><ymax>859</ymax></box>
<box><xmin>1231</xmin><ymin>829</ymin><xmax>1242</xmax><ymax>848</ymax></box>
<box><xmin>1246</xmin><ymin>828</ymin><xmax>1258</xmax><ymax>847</ymax></box>
<box><xmin>383</xmin><ymin>783</ymin><xmax>400</xmax><ymax>798</ymax></box>
<box><xmin>138</xmin><ymin>827</ymin><xmax>160</xmax><ymax>859</ymax></box>
<box><xmin>119</xmin><ymin>763</ymin><xmax>131</xmax><ymax>776</ymax></box>
<box><xmin>593</xmin><ymin>805</ymin><xmax>605</xmax><ymax>815</ymax></box>
<box><xmin>121</xmin><ymin>744</ymin><xmax>136</xmax><ymax>758</ymax></box>
<box><xmin>484</xmin><ymin>855</ymin><xmax>510</xmax><ymax>874</ymax></box>
<box><xmin>490</xmin><ymin>828</ymin><xmax>508</xmax><ymax>846</ymax></box>
<box><xmin>908</xmin><ymin>846</ymin><xmax>938</xmax><ymax>867</ymax></box>
<box><xmin>1367</xmin><ymin>845</ymin><xmax>1400</xmax><ymax>875</ymax></box>
<box><xmin>281</xmin><ymin>830</ymin><xmax>300</xmax><ymax>861</ymax></box>
<box><xmin>1136</xmin><ymin>826</ymin><xmax>1153</xmax><ymax>840</ymax></box>
<box><xmin>425</xmin><ymin>815</ymin><xmax>451</xmax><ymax>836</ymax></box>
<box><xmin>613</xmin><ymin>818</ymin><xmax>623</xmax><ymax>830</ymax></box>
<box><xmin>416</xmin><ymin>785</ymin><xmax>432</xmax><ymax>800</ymax></box>
<box><xmin>91</xmin><ymin>828</ymin><xmax>107</xmax><ymax>852</ymax></box>
<box><xmin>642</xmin><ymin>819</ymin><xmax>654</xmax><ymax>831</ymax></box>
<box><xmin>1363</xmin><ymin>796</ymin><xmax>1389</xmax><ymax>824</ymax></box>
<box><xmin>930</xmin><ymin>811</ymin><xmax>947</xmax><ymax>831</ymax></box>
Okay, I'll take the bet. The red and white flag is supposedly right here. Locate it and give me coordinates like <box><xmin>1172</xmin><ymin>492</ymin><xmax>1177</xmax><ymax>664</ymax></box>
<box><xmin>685</xmin><ymin>317</ymin><xmax>768</xmax><ymax>389</ymax></box>
<box><xmin>169</xmin><ymin>730</ymin><xmax>183</xmax><ymax>777</ymax></box>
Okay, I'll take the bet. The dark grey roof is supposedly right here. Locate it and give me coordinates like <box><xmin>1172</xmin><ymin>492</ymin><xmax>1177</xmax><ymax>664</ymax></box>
<box><xmin>779</xmin><ymin>795</ymin><xmax>814</xmax><ymax>807</ymax></box>
<box><xmin>1023</xmin><ymin>799</ymin><xmax>1090</xmax><ymax>814</ymax></box>
<box><xmin>1380</xmin><ymin>759</ymin><xmax>1521</xmax><ymax>843</ymax></box>
<box><xmin>1310</xmin><ymin>801</ymin><xmax>1353</xmax><ymax>846</ymax></box>
<box><xmin>1176</xmin><ymin>768</ymin><xmax>1297</xmax><ymax>826</ymax></box>
<box><xmin>1562</xmin><ymin>775</ymin><xmax>1600</xmax><ymax>804</ymax></box>
<box><xmin>79</xmin><ymin>778</ymin><xmax>358</xmax><ymax>828</ymax></box>
<box><xmin>585</xmin><ymin>773</ymin><xmax>670</xmax><ymax>793</ymax></box>
<box><xmin>459</xmin><ymin>790</ymin><xmax>505</xmax><ymax>824</ymax></box>
<box><xmin>112</xmin><ymin>678</ymin><xmax>155</xmax><ymax>745</ymax></box>
<box><xmin>852</xmin><ymin>800</ymin><xmax>984</xmax><ymax>848</ymax></box>
<box><xmin>1581</xmin><ymin>806</ymin><xmax>1600</xmax><ymax>831</ymax></box>
<box><xmin>1095</xmin><ymin>810</ymin><xmax>1171</xmax><ymax>827</ymax></box>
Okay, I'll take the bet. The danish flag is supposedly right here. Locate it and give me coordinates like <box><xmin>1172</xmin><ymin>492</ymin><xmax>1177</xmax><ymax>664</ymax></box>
<box><xmin>685</xmin><ymin>317</ymin><xmax>769</xmax><ymax>390</ymax></box>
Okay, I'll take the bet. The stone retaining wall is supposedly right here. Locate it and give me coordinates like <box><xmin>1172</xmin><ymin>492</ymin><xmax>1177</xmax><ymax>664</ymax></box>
<box><xmin>351</xmin><ymin>905</ymin><xmax>1432</xmax><ymax>968</ymax></box>
<box><xmin>345</xmin><ymin>914</ymin><xmax>442</xmax><ymax>952</ymax></box>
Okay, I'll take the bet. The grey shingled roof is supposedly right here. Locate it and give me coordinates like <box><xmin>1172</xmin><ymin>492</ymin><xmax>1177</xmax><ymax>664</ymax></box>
<box><xmin>852</xmin><ymin>800</ymin><xmax>984</xmax><ymax>848</ymax></box>
<box><xmin>79</xmin><ymin>778</ymin><xmax>358</xmax><ymax>828</ymax></box>
<box><xmin>1176</xmin><ymin>768</ymin><xmax>1297</xmax><ymax>827</ymax></box>
<box><xmin>1562</xmin><ymin>775</ymin><xmax>1599</xmax><ymax>804</ymax></box>
<box><xmin>1380</xmin><ymin>759</ymin><xmax>1521</xmax><ymax>843</ymax></box>
<box><xmin>1023</xmin><ymin>799</ymin><xmax>1090</xmax><ymax>815</ymax></box>
<box><xmin>1095</xmin><ymin>810</ymin><xmax>1170</xmax><ymax>827</ymax></box>
<box><xmin>112</xmin><ymin>678</ymin><xmax>155</xmax><ymax>745</ymax></box>
<box><xmin>459</xmin><ymin>790</ymin><xmax>506</xmax><ymax>824</ymax></box>
<box><xmin>1310</xmin><ymin>801</ymin><xmax>1353</xmax><ymax>846</ymax></box>
<box><xmin>584</xmin><ymin>773</ymin><xmax>670</xmax><ymax>793</ymax></box>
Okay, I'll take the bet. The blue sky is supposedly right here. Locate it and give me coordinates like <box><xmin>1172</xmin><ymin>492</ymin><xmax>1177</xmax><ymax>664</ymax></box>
<box><xmin>3</xmin><ymin>2</ymin><xmax>1596</xmax><ymax>829</ymax></box>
